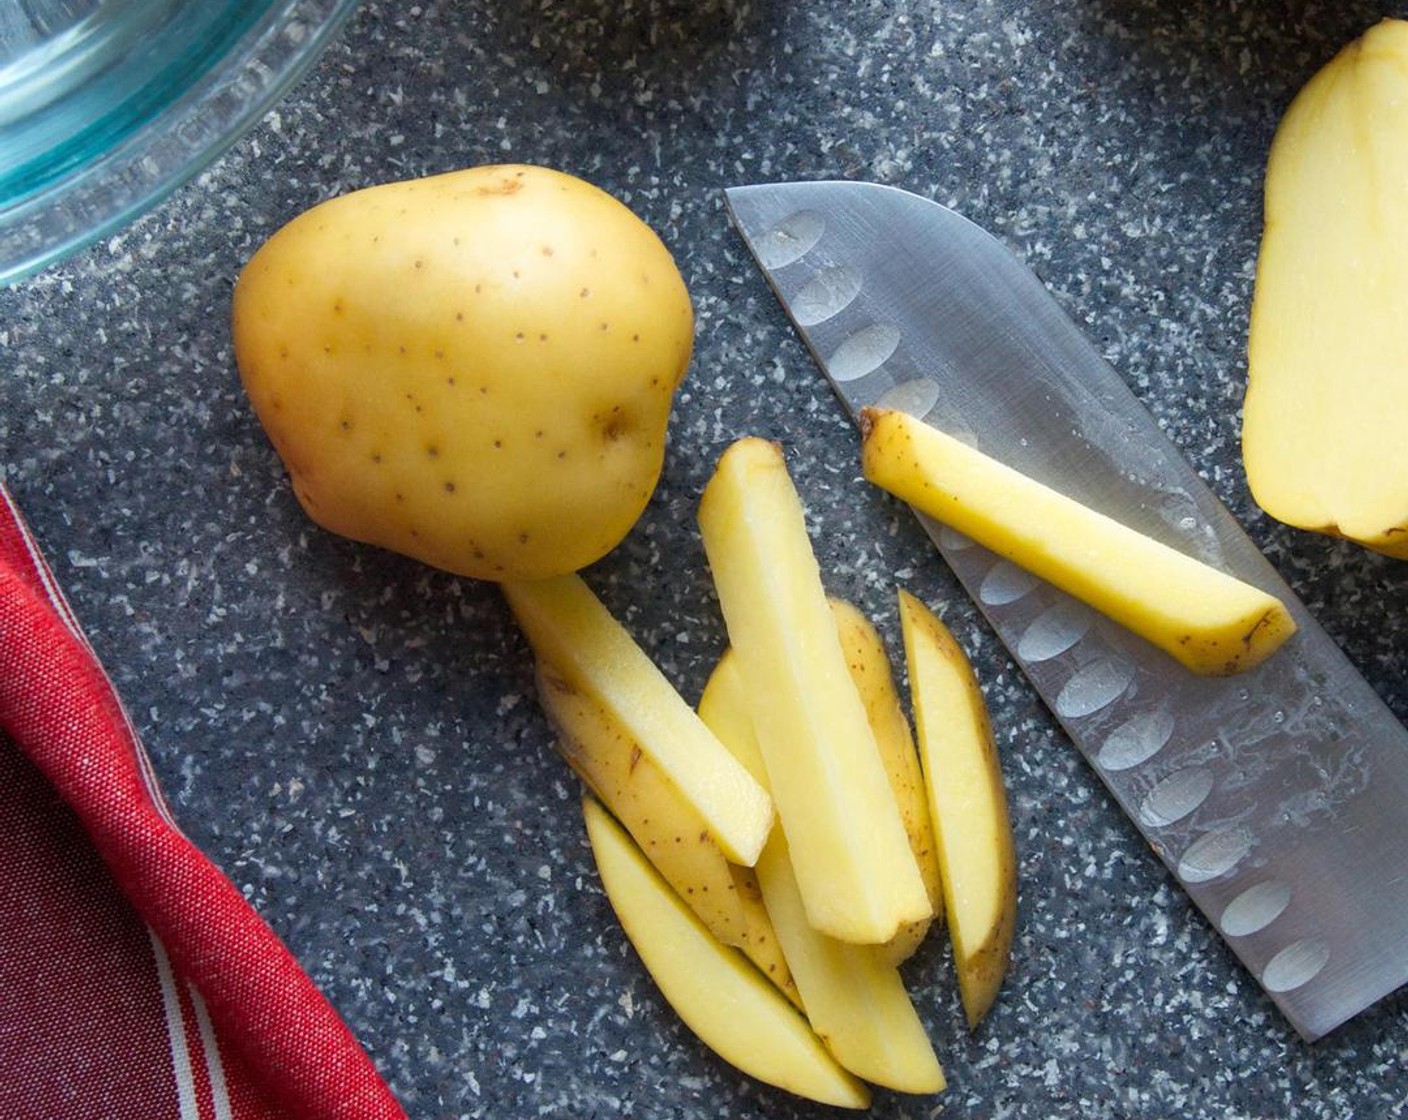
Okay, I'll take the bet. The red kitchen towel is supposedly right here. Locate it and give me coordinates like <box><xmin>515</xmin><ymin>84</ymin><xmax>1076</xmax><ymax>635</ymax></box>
<box><xmin>0</xmin><ymin>483</ymin><xmax>408</xmax><ymax>1120</ymax></box>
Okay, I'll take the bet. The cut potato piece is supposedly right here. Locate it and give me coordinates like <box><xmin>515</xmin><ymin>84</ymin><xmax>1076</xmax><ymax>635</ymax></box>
<box><xmin>898</xmin><ymin>591</ymin><xmax>1016</xmax><ymax>1028</ymax></box>
<box><xmin>1243</xmin><ymin>18</ymin><xmax>1408</xmax><ymax>557</ymax></box>
<box><xmin>582</xmin><ymin>797</ymin><xmax>871</xmax><ymax>1109</ymax></box>
<box><xmin>697</xmin><ymin>437</ymin><xmax>931</xmax><ymax>944</ymax></box>
<box><xmin>861</xmin><ymin>407</ymin><xmax>1297</xmax><ymax>676</ymax></box>
<box><xmin>534</xmin><ymin>659</ymin><xmax>747</xmax><ymax>948</ymax></box>
<box><xmin>753</xmin><ymin>834</ymin><xmax>947</xmax><ymax>1094</ymax></box>
<box><xmin>503</xmin><ymin>574</ymin><xmax>773</xmax><ymax>866</ymax></box>
<box><xmin>699</xmin><ymin>655</ymin><xmax>946</xmax><ymax>1095</ymax></box>
<box><xmin>830</xmin><ymin>597</ymin><xmax>944</xmax><ymax>964</ymax></box>
<box><xmin>730</xmin><ymin>863</ymin><xmax>803</xmax><ymax>1010</ymax></box>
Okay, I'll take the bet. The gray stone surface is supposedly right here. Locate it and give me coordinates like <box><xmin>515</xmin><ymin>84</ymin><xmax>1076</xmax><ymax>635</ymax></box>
<box><xmin>3</xmin><ymin>1</ymin><xmax>1408</xmax><ymax>1117</ymax></box>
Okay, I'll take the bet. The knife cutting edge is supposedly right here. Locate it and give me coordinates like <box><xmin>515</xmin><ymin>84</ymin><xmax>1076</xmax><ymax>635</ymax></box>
<box><xmin>724</xmin><ymin>179</ymin><xmax>1408</xmax><ymax>1041</ymax></box>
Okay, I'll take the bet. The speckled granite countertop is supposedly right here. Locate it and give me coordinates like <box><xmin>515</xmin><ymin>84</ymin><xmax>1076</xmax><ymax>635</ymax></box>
<box><xmin>4</xmin><ymin>1</ymin><xmax>1408</xmax><ymax>1116</ymax></box>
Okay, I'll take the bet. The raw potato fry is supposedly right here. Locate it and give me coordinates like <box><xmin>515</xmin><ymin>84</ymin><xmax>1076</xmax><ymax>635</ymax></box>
<box><xmin>700</xmin><ymin>654</ymin><xmax>946</xmax><ymax>1095</ymax></box>
<box><xmin>697</xmin><ymin>437</ymin><xmax>931</xmax><ymax>944</ymax></box>
<box><xmin>583</xmin><ymin>797</ymin><xmax>871</xmax><ymax>1110</ymax></box>
<box><xmin>860</xmin><ymin>406</ymin><xmax>1297</xmax><ymax>676</ymax></box>
<box><xmin>534</xmin><ymin>659</ymin><xmax>747</xmax><ymax>948</ymax></box>
<box><xmin>503</xmin><ymin>573</ymin><xmax>773</xmax><ymax>866</ymax></box>
<box><xmin>830</xmin><ymin>597</ymin><xmax>944</xmax><ymax>964</ymax></box>
<box><xmin>898</xmin><ymin>590</ymin><xmax>1017</xmax><ymax>1028</ymax></box>
<box><xmin>729</xmin><ymin>863</ymin><xmax>804</xmax><ymax>1010</ymax></box>
<box><xmin>682</xmin><ymin>670</ymin><xmax>803</xmax><ymax>1006</ymax></box>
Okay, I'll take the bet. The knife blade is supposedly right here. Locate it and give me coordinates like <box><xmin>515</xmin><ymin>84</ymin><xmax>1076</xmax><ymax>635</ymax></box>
<box><xmin>725</xmin><ymin>179</ymin><xmax>1408</xmax><ymax>1041</ymax></box>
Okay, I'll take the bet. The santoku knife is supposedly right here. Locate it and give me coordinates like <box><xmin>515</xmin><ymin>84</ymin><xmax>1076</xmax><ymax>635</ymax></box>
<box><xmin>725</xmin><ymin>179</ymin><xmax>1408</xmax><ymax>1041</ymax></box>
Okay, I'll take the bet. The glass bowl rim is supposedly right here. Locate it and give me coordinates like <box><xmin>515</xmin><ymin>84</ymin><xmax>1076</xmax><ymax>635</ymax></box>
<box><xmin>0</xmin><ymin>0</ymin><xmax>360</xmax><ymax>286</ymax></box>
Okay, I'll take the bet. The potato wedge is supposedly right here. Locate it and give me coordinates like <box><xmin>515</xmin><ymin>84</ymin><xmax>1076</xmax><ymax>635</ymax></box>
<box><xmin>830</xmin><ymin>597</ymin><xmax>944</xmax><ymax>964</ymax></box>
<box><xmin>534</xmin><ymin>659</ymin><xmax>747</xmax><ymax>948</ymax></box>
<box><xmin>583</xmin><ymin>797</ymin><xmax>871</xmax><ymax>1109</ymax></box>
<box><xmin>898</xmin><ymin>590</ymin><xmax>1016</xmax><ymax>1028</ymax></box>
<box><xmin>697</xmin><ymin>437</ymin><xmax>931</xmax><ymax>944</ymax></box>
<box><xmin>861</xmin><ymin>407</ymin><xmax>1296</xmax><ymax>676</ymax></box>
<box><xmin>699</xmin><ymin>655</ymin><xmax>946</xmax><ymax>1095</ymax></box>
<box><xmin>503</xmin><ymin>573</ymin><xmax>772</xmax><ymax>866</ymax></box>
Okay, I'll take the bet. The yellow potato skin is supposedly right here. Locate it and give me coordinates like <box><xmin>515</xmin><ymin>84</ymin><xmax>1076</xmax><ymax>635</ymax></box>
<box><xmin>533</xmin><ymin>659</ymin><xmax>749</xmax><ymax>950</ymax></box>
<box><xmin>233</xmin><ymin>164</ymin><xmax>693</xmax><ymax>581</ymax></box>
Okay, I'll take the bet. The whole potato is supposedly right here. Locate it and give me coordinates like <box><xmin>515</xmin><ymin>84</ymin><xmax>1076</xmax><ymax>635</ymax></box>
<box><xmin>232</xmin><ymin>164</ymin><xmax>694</xmax><ymax>581</ymax></box>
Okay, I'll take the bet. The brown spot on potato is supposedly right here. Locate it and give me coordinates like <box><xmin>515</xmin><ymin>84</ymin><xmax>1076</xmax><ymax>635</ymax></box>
<box><xmin>475</xmin><ymin>174</ymin><xmax>525</xmax><ymax>197</ymax></box>
<box><xmin>599</xmin><ymin>407</ymin><xmax>628</xmax><ymax>442</ymax></box>
<box><xmin>444</xmin><ymin>481</ymin><xmax>457</xmax><ymax>493</ymax></box>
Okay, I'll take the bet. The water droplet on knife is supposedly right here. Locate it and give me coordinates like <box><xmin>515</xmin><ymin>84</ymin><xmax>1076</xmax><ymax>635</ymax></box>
<box><xmin>1178</xmin><ymin>826</ymin><xmax>1253</xmax><ymax>883</ymax></box>
<box><xmin>1262</xmin><ymin>939</ymin><xmax>1330</xmax><ymax>992</ymax></box>
<box><xmin>828</xmin><ymin>322</ymin><xmax>901</xmax><ymax>381</ymax></box>
<box><xmin>979</xmin><ymin>561</ymin><xmax>1040</xmax><ymax>606</ymax></box>
<box><xmin>1097</xmin><ymin>710</ymin><xmax>1175</xmax><ymax>771</ymax></box>
<box><xmin>792</xmin><ymin>266</ymin><xmax>862</xmax><ymax>325</ymax></box>
<box><xmin>755</xmin><ymin>209</ymin><xmax>825</xmax><ymax>269</ymax></box>
<box><xmin>1018</xmin><ymin>599</ymin><xmax>1093</xmax><ymax>661</ymax></box>
<box><xmin>1055</xmin><ymin>658</ymin><xmax>1133</xmax><ymax>719</ymax></box>
<box><xmin>1138</xmin><ymin>766</ymin><xmax>1214</xmax><ymax>828</ymax></box>
<box><xmin>1220</xmin><ymin>881</ymin><xmax>1292</xmax><ymax>937</ymax></box>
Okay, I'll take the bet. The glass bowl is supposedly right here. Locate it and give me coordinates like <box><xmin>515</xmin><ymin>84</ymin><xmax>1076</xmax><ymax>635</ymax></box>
<box><xmin>0</xmin><ymin>0</ymin><xmax>359</xmax><ymax>285</ymax></box>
